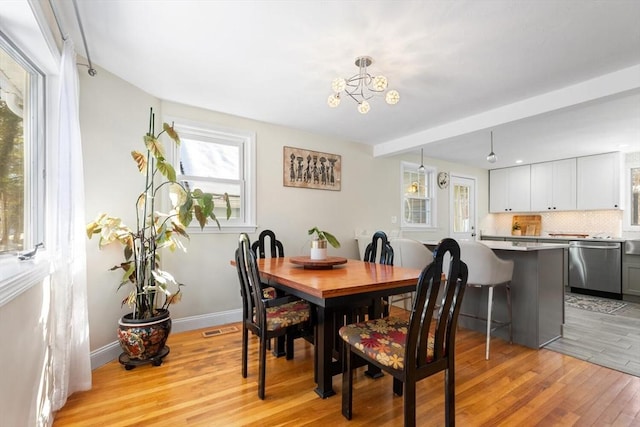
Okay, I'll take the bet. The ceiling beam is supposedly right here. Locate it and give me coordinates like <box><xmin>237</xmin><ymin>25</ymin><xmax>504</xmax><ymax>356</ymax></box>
<box><xmin>373</xmin><ymin>64</ymin><xmax>640</xmax><ymax>157</ymax></box>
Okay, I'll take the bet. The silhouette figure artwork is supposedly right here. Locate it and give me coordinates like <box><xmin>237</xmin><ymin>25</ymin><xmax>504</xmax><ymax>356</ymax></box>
<box><xmin>284</xmin><ymin>146</ymin><xmax>341</xmax><ymax>191</ymax></box>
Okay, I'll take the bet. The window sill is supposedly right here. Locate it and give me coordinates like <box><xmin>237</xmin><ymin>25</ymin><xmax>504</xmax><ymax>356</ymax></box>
<box><xmin>186</xmin><ymin>224</ymin><xmax>258</xmax><ymax>234</ymax></box>
<box><xmin>0</xmin><ymin>252</ymin><xmax>51</xmax><ymax>308</ymax></box>
<box><xmin>400</xmin><ymin>225</ymin><xmax>438</xmax><ymax>232</ymax></box>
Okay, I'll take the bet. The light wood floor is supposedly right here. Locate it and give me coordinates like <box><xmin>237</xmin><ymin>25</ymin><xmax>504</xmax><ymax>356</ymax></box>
<box><xmin>54</xmin><ymin>310</ymin><xmax>640</xmax><ymax>427</ymax></box>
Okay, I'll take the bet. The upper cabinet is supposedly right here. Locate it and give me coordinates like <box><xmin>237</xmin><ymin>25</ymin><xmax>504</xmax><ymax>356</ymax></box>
<box><xmin>531</xmin><ymin>158</ymin><xmax>576</xmax><ymax>211</ymax></box>
<box><xmin>489</xmin><ymin>165</ymin><xmax>531</xmax><ymax>213</ymax></box>
<box><xmin>576</xmin><ymin>152</ymin><xmax>623</xmax><ymax>210</ymax></box>
<box><xmin>490</xmin><ymin>152</ymin><xmax>622</xmax><ymax>214</ymax></box>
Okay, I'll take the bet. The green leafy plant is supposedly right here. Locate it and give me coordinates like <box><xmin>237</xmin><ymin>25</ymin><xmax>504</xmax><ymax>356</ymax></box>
<box><xmin>86</xmin><ymin>108</ymin><xmax>231</xmax><ymax>320</ymax></box>
<box><xmin>308</xmin><ymin>227</ymin><xmax>341</xmax><ymax>248</ymax></box>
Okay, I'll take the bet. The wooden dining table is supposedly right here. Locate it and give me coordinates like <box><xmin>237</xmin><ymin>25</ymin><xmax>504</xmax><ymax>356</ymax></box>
<box><xmin>256</xmin><ymin>256</ymin><xmax>422</xmax><ymax>398</ymax></box>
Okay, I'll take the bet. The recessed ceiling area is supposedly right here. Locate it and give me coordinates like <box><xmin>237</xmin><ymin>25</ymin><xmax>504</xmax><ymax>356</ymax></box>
<box><xmin>53</xmin><ymin>0</ymin><xmax>640</xmax><ymax>169</ymax></box>
<box><xmin>407</xmin><ymin>90</ymin><xmax>640</xmax><ymax>169</ymax></box>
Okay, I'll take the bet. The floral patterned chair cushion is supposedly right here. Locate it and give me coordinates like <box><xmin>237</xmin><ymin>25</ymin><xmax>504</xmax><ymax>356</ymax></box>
<box><xmin>265</xmin><ymin>300</ymin><xmax>310</xmax><ymax>331</ymax></box>
<box><xmin>262</xmin><ymin>287</ymin><xmax>277</xmax><ymax>299</ymax></box>
<box><xmin>339</xmin><ymin>316</ymin><xmax>435</xmax><ymax>370</ymax></box>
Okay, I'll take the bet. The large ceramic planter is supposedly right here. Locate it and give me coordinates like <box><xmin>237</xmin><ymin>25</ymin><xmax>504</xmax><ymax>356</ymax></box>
<box><xmin>117</xmin><ymin>309</ymin><xmax>171</xmax><ymax>366</ymax></box>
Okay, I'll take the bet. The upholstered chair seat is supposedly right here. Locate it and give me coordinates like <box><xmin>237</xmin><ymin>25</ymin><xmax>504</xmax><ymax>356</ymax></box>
<box><xmin>339</xmin><ymin>317</ymin><xmax>436</xmax><ymax>369</ymax></box>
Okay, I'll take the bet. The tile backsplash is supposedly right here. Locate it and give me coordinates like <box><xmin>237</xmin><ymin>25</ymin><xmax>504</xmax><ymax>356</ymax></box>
<box><xmin>482</xmin><ymin>210</ymin><xmax>622</xmax><ymax>237</ymax></box>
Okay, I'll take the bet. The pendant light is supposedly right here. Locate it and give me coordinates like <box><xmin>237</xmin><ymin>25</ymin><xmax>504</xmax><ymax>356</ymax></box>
<box><xmin>487</xmin><ymin>131</ymin><xmax>497</xmax><ymax>163</ymax></box>
<box><xmin>418</xmin><ymin>148</ymin><xmax>425</xmax><ymax>173</ymax></box>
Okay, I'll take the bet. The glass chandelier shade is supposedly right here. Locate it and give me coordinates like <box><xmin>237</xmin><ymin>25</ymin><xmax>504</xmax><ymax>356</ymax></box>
<box><xmin>327</xmin><ymin>56</ymin><xmax>400</xmax><ymax>114</ymax></box>
<box><xmin>358</xmin><ymin>100</ymin><xmax>370</xmax><ymax>114</ymax></box>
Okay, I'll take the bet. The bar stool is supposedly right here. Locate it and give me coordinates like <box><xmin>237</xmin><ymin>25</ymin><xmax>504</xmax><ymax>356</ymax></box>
<box><xmin>389</xmin><ymin>238</ymin><xmax>433</xmax><ymax>310</ymax></box>
<box><xmin>459</xmin><ymin>240</ymin><xmax>514</xmax><ymax>360</ymax></box>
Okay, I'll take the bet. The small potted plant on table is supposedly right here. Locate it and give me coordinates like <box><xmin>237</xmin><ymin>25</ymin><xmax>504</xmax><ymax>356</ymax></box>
<box><xmin>308</xmin><ymin>227</ymin><xmax>340</xmax><ymax>260</ymax></box>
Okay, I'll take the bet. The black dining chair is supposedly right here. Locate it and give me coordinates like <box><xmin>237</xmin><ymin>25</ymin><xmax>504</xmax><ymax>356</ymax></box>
<box><xmin>251</xmin><ymin>229</ymin><xmax>285</xmax><ymax>301</ymax></box>
<box><xmin>339</xmin><ymin>238</ymin><xmax>468</xmax><ymax>426</ymax></box>
<box><xmin>235</xmin><ymin>233</ymin><xmax>311</xmax><ymax>399</ymax></box>
<box><xmin>363</xmin><ymin>230</ymin><xmax>394</xmax><ymax>265</ymax></box>
<box><xmin>251</xmin><ymin>229</ymin><xmax>285</xmax><ymax>259</ymax></box>
<box><xmin>250</xmin><ymin>229</ymin><xmax>286</xmax><ymax>351</ymax></box>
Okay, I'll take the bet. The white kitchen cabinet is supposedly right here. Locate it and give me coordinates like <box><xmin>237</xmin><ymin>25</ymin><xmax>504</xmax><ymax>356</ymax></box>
<box><xmin>623</xmin><ymin>254</ymin><xmax>640</xmax><ymax>297</ymax></box>
<box><xmin>576</xmin><ymin>152</ymin><xmax>623</xmax><ymax>210</ymax></box>
<box><xmin>489</xmin><ymin>165</ymin><xmax>531</xmax><ymax>212</ymax></box>
<box><xmin>530</xmin><ymin>158</ymin><xmax>576</xmax><ymax>211</ymax></box>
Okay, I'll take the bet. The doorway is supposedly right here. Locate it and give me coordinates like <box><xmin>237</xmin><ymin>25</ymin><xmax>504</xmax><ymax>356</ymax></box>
<box><xmin>449</xmin><ymin>175</ymin><xmax>476</xmax><ymax>241</ymax></box>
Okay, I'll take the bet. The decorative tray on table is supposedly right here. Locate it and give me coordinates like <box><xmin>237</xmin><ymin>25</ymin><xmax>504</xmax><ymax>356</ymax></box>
<box><xmin>289</xmin><ymin>256</ymin><xmax>348</xmax><ymax>269</ymax></box>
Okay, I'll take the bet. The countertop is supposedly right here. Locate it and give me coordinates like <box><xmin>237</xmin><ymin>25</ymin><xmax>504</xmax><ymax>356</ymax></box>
<box><xmin>421</xmin><ymin>239</ymin><xmax>568</xmax><ymax>251</ymax></box>
<box><xmin>481</xmin><ymin>234</ymin><xmax>627</xmax><ymax>243</ymax></box>
<box><xmin>479</xmin><ymin>240</ymin><xmax>569</xmax><ymax>251</ymax></box>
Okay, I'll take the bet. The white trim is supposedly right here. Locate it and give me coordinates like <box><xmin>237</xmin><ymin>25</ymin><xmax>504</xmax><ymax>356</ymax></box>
<box><xmin>89</xmin><ymin>308</ymin><xmax>242</xmax><ymax>369</ymax></box>
<box><xmin>171</xmin><ymin>309</ymin><xmax>242</xmax><ymax>333</ymax></box>
<box><xmin>449</xmin><ymin>174</ymin><xmax>478</xmax><ymax>240</ymax></box>
<box><xmin>165</xmin><ymin>117</ymin><xmax>257</xmax><ymax>230</ymax></box>
<box><xmin>400</xmin><ymin>161</ymin><xmax>437</xmax><ymax>229</ymax></box>
<box><xmin>0</xmin><ymin>253</ymin><xmax>50</xmax><ymax>307</ymax></box>
<box><xmin>623</xmin><ymin>160</ymin><xmax>640</xmax><ymax>231</ymax></box>
<box><xmin>89</xmin><ymin>341</ymin><xmax>122</xmax><ymax>370</ymax></box>
<box><xmin>186</xmin><ymin>225</ymin><xmax>257</xmax><ymax>234</ymax></box>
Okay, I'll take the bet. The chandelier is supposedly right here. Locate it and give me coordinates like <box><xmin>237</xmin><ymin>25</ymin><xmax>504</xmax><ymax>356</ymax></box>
<box><xmin>327</xmin><ymin>56</ymin><xmax>400</xmax><ymax>114</ymax></box>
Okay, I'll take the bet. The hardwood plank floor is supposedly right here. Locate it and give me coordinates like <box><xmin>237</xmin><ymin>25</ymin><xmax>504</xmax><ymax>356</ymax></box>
<box><xmin>54</xmin><ymin>309</ymin><xmax>640</xmax><ymax>426</ymax></box>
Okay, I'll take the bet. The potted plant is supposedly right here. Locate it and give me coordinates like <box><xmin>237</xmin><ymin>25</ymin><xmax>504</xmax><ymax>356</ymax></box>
<box><xmin>308</xmin><ymin>227</ymin><xmax>340</xmax><ymax>260</ymax></box>
<box><xmin>86</xmin><ymin>108</ymin><xmax>230</xmax><ymax>366</ymax></box>
<box><xmin>512</xmin><ymin>222</ymin><xmax>522</xmax><ymax>236</ymax></box>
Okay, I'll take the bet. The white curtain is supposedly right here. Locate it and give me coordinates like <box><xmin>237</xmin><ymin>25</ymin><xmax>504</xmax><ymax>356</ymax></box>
<box><xmin>47</xmin><ymin>38</ymin><xmax>91</xmax><ymax>416</ymax></box>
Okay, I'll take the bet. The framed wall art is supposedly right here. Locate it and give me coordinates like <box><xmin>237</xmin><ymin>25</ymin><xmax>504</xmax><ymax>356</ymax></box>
<box><xmin>283</xmin><ymin>146</ymin><xmax>341</xmax><ymax>191</ymax></box>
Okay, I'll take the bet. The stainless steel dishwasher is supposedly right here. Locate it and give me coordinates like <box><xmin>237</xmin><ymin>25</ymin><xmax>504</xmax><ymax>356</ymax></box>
<box><xmin>569</xmin><ymin>240</ymin><xmax>622</xmax><ymax>299</ymax></box>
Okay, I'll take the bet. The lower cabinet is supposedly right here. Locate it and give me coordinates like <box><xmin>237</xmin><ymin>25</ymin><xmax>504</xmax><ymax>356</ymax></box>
<box><xmin>623</xmin><ymin>253</ymin><xmax>640</xmax><ymax>297</ymax></box>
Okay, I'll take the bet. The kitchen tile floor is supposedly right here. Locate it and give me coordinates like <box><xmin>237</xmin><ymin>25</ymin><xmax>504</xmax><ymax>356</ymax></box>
<box><xmin>545</xmin><ymin>293</ymin><xmax>640</xmax><ymax>377</ymax></box>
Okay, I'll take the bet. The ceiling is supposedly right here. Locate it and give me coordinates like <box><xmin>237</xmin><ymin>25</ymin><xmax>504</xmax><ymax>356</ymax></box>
<box><xmin>55</xmin><ymin>0</ymin><xmax>640</xmax><ymax>169</ymax></box>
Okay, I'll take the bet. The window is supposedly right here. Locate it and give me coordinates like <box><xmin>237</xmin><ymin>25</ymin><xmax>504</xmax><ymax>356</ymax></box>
<box><xmin>401</xmin><ymin>161</ymin><xmax>436</xmax><ymax>229</ymax></box>
<box><xmin>0</xmin><ymin>34</ymin><xmax>44</xmax><ymax>255</ymax></box>
<box><xmin>625</xmin><ymin>160</ymin><xmax>640</xmax><ymax>230</ymax></box>
<box><xmin>172</xmin><ymin>119</ymin><xmax>256</xmax><ymax>232</ymax></box>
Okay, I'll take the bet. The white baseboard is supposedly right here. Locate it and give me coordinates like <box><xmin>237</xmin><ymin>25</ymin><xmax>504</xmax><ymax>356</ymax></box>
<box><xmin>90</xmin><ymin>308</ymin><xmax>242</xmax><ymax>369</ymax></box>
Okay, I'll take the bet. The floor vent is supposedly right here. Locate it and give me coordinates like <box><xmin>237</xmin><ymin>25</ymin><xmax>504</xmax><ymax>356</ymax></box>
<box><xmin>202</xmin><ymin>326</ymin><xmax>239</xmax><ymax>338</ymax></box>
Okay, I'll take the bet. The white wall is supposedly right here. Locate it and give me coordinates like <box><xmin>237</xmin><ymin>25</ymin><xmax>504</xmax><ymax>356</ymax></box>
<box><xmin>81</xmin><ymin>66</ymin><xmax>489</xmax><ymax>363</ymax></box>
<box><xmin>80</xmin><ymin>66</ymin><xmax>161</xmax><ymax>359</ymax></box>
<box><xmin>0</xmin><ymin>278</ymin><xmax>49</xmax><ymax>426</ymax></box>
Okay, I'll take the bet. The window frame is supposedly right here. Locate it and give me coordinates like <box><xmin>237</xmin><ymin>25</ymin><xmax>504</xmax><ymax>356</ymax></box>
<box><xmin>0</xmin><ymin>31</ymin><xmax>46</xmax><ymax>258</ymax></box>
<box><xmin>623</xmin><ymin>158</ymin><xmax>640</xmax><ymax>232</ymax></box>
<box><xmin>400</xmin><ymin>161</ymin><xmax>437</xmax><ymax>230</ymax></box>
<box><xmin>169</xmin><ymin>117</ymin><xmax>257</xmax><ymax>233</ymax></box>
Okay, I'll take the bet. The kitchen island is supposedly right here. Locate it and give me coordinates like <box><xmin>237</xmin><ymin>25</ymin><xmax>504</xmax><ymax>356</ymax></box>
<box><xmin>470</xmin><ymin>241</ymin><xmax>568</xmax><ymax>349</ymax></box>
<box><xmin>425</xmin><ymin>240</ymin><xmax>568</xmax><ymax>350</ymax></box>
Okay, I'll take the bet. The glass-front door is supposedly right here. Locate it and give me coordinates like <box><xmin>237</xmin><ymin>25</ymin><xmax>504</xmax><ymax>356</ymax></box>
<box><xmin>449</xmin><ymin>175</ymin><xmax>476</xmax><ymax>241</ymax></box>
